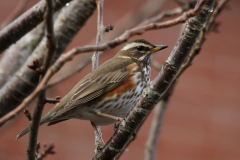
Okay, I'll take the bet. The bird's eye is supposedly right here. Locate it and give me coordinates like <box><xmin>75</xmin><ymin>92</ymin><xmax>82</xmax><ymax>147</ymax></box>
<box><xmin>137</xmin><ymin>46</ymin><xmax>145</xmax><ymax>51</ymax></box>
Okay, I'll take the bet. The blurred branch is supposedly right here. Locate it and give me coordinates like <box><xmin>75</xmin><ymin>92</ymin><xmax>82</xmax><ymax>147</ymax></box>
<box><xmin>92</xmin><ymin>0</ymin><xmax>215</xmax><ymax>159</ymax></box>
<box><xmin>0</xmin><ymin>0</ymin><xmax>96</xmax><ymax>119</ymax></box>
<box><xmin>144</xmin><ymin>99</ymin><xmax>168</xmax><ymax>160</ymax></box>
<box><xmin>151</xmin><ymin>60</ymin><xmax>162</xmax><ymax>71</ymax></box>
<box><xmin>0</xmin><ymin>0</ymin><xmax>30</xmax><ymax>29</ymax></box>
<box><xmin>27</xmin><ymin>0</ymin><xmax>56</xmax><ymax>159</ymax></box>
<box><xmin>144</xmin><ymin>1</ymin><xmax>229</xmax><ymax>160</ymax></box>
<box><xmin>37</xmin><ymin>143</ymin><xmax>55</xmax><ymax>160</ymax></box>
<box><xmin>0</xmin><ymin>23</ymin><xmax>44</xmax><ymax>88</ymax></box>
<box><xmin>0</xmin><ymin>0</ymin><xmax>72</xmax><ymax>53</ymax></box>
<box><xmin>0</xmin><ymin>0</ymin><xmax>206</xmax><ymax>128</ymax></box>
<box><xmin>139</xmin><ymin>0</ymin><xmax>197</xmax><ymax>26</ymax></box>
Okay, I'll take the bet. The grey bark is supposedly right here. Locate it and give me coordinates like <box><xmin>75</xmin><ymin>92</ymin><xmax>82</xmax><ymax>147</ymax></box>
<box><xmin>0</xmin><ymin>24</ymin><xmax>44</xmax><ymax>88</ymax></box>
<box><xmin>0</xmin><ymin>0</ymin><xmax>72</xmax><ymax>53</ymax></box>
<box><xmin>0</xmin><ymin>0</ymin><xmax>96</xmax><ymax>117</ymax></box>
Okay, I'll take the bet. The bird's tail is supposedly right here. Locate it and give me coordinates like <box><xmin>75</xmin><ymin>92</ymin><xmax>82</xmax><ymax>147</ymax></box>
<box><xmin>16</xmin><ymin>116</ymin><xmax>50</xmax><ymax>139</ymax></box>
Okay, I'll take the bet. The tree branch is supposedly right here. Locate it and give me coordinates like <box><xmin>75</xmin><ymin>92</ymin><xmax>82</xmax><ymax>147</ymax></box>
<box><xmin>36</xmin><ymin>143</ymin><xmax>55</xmax><ymax>160</ymax></box>
<box><xmin>0</xmin><ymin>23</ymin><xmax>44</xmax><ymax>88</ymax></box>
<box><xmin>0</xmin><ymin>0</ymin><xmax>72</xmax><ymax>53</ymax></box>
<box><xmin>0</xmin><ymin>0</ymin><xmax>96</xmax><ymax>119</ymax></box>
<box><xmin>27</xmin><ymin>0</ymin><xmax>56</xmax><ymax>159</ymax></box>
<box><xmin>139</xmin><ymin>0</ymin><xmax>196</xmax><ymax>26</ymax></box>
<box><xmin>92</xmin><ymin>0</ymin><xmax>215</xmax><ymax>159</ymax></box>
<box><xmin>92</xmin><ymin>0</ymin><xmax>104</xmax><ymax>71</ymax></box>
<box><xmin>91</xmin><ymin>0</ymin><xmax>105</xmax><ymax>153</ymax></box>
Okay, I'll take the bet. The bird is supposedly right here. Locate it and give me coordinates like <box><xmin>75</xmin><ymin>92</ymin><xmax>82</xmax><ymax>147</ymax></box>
<box><xmin>17</xmin><ymin>39</ymin><xmax>168</xmax><ymax>143</ymax></box>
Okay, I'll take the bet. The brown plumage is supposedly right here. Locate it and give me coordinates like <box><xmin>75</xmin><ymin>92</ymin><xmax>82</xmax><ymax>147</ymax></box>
<box><xmin>17</xmin><ymin>39</ymin><xmax>167</xmax><ymax>139</ymax></box>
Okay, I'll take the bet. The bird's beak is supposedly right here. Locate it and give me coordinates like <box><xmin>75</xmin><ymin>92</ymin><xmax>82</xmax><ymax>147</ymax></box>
<box><xmin>151</xmin><ymin>45</ymin><xmax>168</xmax><ymax>52</ymax></box>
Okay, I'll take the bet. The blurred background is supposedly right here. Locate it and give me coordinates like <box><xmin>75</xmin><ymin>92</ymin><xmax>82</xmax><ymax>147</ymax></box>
<box><xmin>0</xmin><ymin>0</ymin><xmax>239</xmax><ymax>159</ymax></box>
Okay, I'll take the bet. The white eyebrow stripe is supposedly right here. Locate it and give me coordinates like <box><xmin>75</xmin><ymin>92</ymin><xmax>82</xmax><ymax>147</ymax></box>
<box><xmin>121</xmin><ymin>42</ymin><xmax>152</xmax><ymax>51</ymax></box>
<box><xmin>119</xmin><ymin>56</ymin><xmax>131</xmax><ymax>59</ymax></box>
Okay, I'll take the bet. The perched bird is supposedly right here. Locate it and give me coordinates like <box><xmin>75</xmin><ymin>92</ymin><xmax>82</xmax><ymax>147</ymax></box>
<box><xmin>17</xmin><ymin>39</ymin><xmax>167</xmax><ymax>142</ymax></box>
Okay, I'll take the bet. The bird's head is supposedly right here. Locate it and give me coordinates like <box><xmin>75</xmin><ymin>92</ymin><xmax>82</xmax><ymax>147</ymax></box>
<box><xmin>117</xmin><ymin>39</ymin><xmax>168</xmax><ymax>65</ymax></box>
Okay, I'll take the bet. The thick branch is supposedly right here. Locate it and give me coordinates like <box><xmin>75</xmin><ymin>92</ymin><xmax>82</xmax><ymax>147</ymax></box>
<box><xmin>27</xmin><ymin>0</ymin><xmax>56</xmax><ymax>159</ymax></box>
<box><xmin>92</xmin><ymin>0</ymin><xmax>215</xmax><ymax>159</ymax></box>
<box><xmin>0</xmin><ymin>0</ymin><xmax>72</xmax><ymax>53</ymax></box>
<box><xmin>0</xmin><ymin>0</ymin><xmax>96</xmax><ymax>118</ymax></box>
<box><xmin>0</xmin><ymin>24</ymin><xmax>44</xmax><ymax>88</ymax></box>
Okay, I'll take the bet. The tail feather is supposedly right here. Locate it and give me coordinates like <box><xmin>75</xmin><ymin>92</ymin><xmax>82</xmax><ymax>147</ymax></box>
<box><xmin>16</xmin><ymin>116</ymin><xmax>50</xmax><ymax>139</ymax></box>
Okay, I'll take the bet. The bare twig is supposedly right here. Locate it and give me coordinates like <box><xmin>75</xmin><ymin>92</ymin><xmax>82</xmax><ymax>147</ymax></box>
<box><xmin>144</xmin><ymin>100</ymin><xmax>168</xmax><ymax>160</ymax></box>
<box><xmin>0</xmin><ymin>0</ymin><xmax>30</xmax><ymax>29</ymax></box>
<box><xmin>92</xmin><ymin>0</ymin><xmax>215</xmax><ymax>159</ymax></box>
<box><xmin>92</xmin><ymin>0</ymin><xmax>106</xmax><ymax>153</ymax></box>
<box><xmin>92</xmin><ymin>0</ymin><xmax>105</xmax><ymax>71</ymax></box>
<box><xmin>139</xmin><ymin>0</ymin><xmax>197</xmax><ymax>26</ymax></box>
<box><xmin>37</xmin><ymin>143</ymin><xmax>55</xmax><ymax>160</ymax></box>
<box><xmin>0</xmin><ymin>0</ymin><xmax>207</xmax><ymax>128</ymax></box>
<box><xmin>0</xmin><ymin>0</ymin><xmax>71</xmax><ymax>53</ymax></box>
<box><xmin>46</xmin><ymin>96</ymin><xmax>61</xmax><ymax>104</ymax></box>
<box><xmin>27</xmin><ymin>0</ymin><xmax>56</xmax><ymax>159</ymax></box>
<box><xmin>144</xmin><ymin>1</ymin><xmax>229</xmax><ymax>160</ymax></box>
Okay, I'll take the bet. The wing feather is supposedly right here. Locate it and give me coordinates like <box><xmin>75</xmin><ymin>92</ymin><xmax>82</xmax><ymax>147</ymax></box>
<box><xmin>50</xmin><ymin>67</ymin><xmax>131</xmax><ymax>121</ymax></box>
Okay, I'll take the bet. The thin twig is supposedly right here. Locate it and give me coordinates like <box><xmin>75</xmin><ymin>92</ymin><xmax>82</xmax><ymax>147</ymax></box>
<box><xmin>37</xmin><ymin>143</ymin><xmax>55</xmax><ymax>160</ymax></box>
<box><xmin>0</xmin><ymin>0</ymin><xmax>30</xmax><ymax>29</ymax></box>
<box><xmin>92</xmin><ymin>0</ymin><xmax>105</xmax><ymax>153</ymax></box>
<box><xmin>27</xmin><ymin>0</ymin><xmax>56</xmax><ymax>159</ymax></box>
<box><xmin>139</xmin><ymin>0</ymin><xmax>197</xmax><ymax>27</ymax></box>
<box><xmin>0</xmin><ymin>0</ymin><xmax>207</xmax><ymax>128</ymax></box>
<box><xmin>92</xmin><ymin>0</ymin><xmax>105</xmax><ymax>71</ymax></box>
<box><xmin>144</xmin><ymin>100</ymin><xmax>168</xmax><ymax>160</ymax></box>
<box><xmin>144</xmin><ymin>1</ymin><xmax>229</xmax><ymax>160</ymax></box>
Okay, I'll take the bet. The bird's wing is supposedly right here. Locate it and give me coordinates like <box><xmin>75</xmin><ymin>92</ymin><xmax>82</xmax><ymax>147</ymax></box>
<box><xmin>50</xmin><ymin>67</ymin><xmax>131</xmax><ymax>121</ymax></box>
